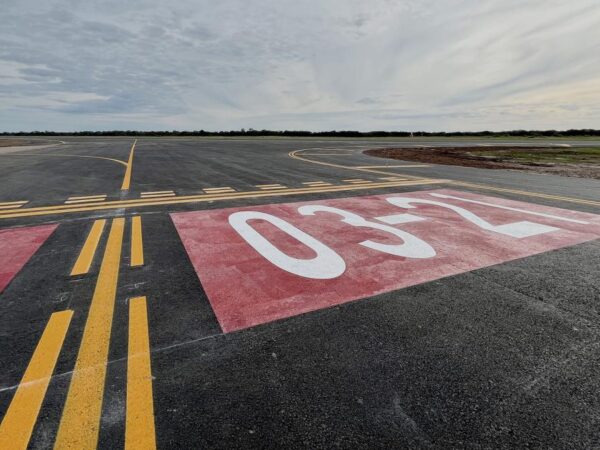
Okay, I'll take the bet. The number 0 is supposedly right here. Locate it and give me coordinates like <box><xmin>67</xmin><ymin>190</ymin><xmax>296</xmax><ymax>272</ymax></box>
<box><xmin>228</xmin><ymin>211</ymin><xmax>346</xmax><ymax>279</ymax></box>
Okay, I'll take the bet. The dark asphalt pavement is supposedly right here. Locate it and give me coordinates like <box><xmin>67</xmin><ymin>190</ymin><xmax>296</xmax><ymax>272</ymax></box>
<box><xmin>1</xmin><ymin>137</ymin><xmax>599</xmax><ymax>449</ymax></box>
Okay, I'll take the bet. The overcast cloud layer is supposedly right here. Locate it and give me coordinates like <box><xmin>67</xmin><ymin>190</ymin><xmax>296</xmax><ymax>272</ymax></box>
<box><xmin>1</xmin><ymin>0</ymin><xmax>599</xmax><ymax>131</ymax></box>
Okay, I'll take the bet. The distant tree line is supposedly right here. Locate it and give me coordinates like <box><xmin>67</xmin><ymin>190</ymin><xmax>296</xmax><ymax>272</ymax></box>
<box><xmin>2</xmin><ymin>129</ymin><xmax>600</xmax><ymax>137</ymax></box>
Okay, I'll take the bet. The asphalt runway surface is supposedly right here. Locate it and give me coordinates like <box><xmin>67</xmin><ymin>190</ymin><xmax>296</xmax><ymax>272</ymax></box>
<box><xmin>1</xmin><ymin>137</ymin><xmax>600</xmax><ymax>449</ymax></box>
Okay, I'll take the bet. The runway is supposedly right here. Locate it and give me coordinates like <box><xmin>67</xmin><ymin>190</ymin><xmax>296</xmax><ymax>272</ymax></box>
<box><xmin>1</xmin><ymin>136</ymin><xmax>600</xmax><ymax>448</ymax></box>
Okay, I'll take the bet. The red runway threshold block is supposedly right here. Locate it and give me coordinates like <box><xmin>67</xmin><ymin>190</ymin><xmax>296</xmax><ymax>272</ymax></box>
<box><xmin>0</xmin><ymin>224</ymin><xmax>57</xmax><ymax>293</ymax></box>
<box><xmin>171</xmin><ymin>189</ymin><xmax>600</xmax><ymax>332</ymax></box>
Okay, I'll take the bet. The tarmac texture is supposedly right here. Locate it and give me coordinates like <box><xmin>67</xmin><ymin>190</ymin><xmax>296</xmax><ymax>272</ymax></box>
<box><xmin>1</xmin><ymin>137</ymin><xmax>599</xmax><ymax>449</ymax></box>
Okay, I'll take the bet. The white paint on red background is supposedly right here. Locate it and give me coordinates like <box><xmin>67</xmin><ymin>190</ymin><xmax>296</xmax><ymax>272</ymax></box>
<box><xmin>171</xmin><ymin>189</ymin><xmax>600</xmax><ymax>332</ymax></box>
<box><xmin>0</xmin><ymin>224</ymin><xmax>57</xmax><ymax>293</ymax></box>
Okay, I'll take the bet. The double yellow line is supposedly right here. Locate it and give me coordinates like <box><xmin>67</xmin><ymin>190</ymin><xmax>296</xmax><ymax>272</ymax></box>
<box><xmin>0</xmin><ymin>217</ymin><xmax>154</xmax><ymax>449</ymax></box>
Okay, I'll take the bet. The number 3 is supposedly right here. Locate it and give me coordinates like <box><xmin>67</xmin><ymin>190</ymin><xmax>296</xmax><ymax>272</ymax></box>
<box><xmin>297</xmin><ymin>205</ymin><xmax>436</xmax><ymax>258</ymax></box>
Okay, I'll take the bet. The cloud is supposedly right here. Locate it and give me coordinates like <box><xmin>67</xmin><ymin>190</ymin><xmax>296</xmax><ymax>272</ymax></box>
<box><xmin>0</xmin><ymin>0</ymin><xmax>599</xmax><ymax>131</ymax></box>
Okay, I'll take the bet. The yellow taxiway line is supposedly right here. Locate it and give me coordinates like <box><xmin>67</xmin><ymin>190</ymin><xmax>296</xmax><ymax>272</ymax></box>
<box><xmin>121</xmin><ymin>139</ymin><xmax>137</xmax><ymax>190</ymax></box>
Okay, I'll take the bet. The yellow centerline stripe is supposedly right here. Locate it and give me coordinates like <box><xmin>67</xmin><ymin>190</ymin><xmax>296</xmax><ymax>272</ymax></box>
<box><xmin>0</xmin><ymin>180</ymin><xmax>444</xmax><ymax>219</ymax></box>
<box><xmin>55</xmin><ymin>218</ymin><xmax>125</xmax><ymax>449</ymax></box>
<box><xmin>70</xmin><ymin>219</ymin><xmax>107</xmax><ymax>276</ymax></box>
<box><xmin>125</xmin><ymin>296</ymin><xmax>156</xmax><ymax>450</ymax></box>
<box><xmin>0</xmin><ymin>310</ymin><xmax>73</xmax><ymax>450</ymax></box>
<box><xmin>131</xmin><ymin>216</ymin><xmax>144</xmax><ymax>267</ymax></box>
<box><xmin>121</xmin><ymin>139</ymin><xmax>137</xmax><ymax>191</ymax></box>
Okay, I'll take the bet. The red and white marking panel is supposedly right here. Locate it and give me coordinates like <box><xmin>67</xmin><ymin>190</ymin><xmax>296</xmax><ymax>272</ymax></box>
<box><xmin>171</xmin><ymin>189</ymin><xmax>600</xmax><ymax>332</ymax></box>
<box><xmin>0</xmin><ymin>224</ymin><xmax>57</xmax><ymax>293</ymax></box>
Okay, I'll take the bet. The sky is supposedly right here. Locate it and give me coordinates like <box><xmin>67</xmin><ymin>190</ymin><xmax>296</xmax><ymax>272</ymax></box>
<box><xmin>1</xmin><ymin>0</ymin><xmax>599</xmax><ymax>132</ymax></box>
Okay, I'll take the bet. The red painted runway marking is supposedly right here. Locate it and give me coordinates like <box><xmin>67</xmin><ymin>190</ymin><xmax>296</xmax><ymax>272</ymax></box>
<box><xmin>171</xmin><ymin>189</ymin><xmax>600</xmax><ymax>332</ymax></box>
<box><xmin>0</xmin><ymin>224</ymin><xmax>57</xmax><ymax>293</ymax></box>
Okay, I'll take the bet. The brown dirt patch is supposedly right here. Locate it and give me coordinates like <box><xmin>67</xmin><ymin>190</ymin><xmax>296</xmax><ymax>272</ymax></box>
<box><xmin>365</xmin><ymin>147</ymin><xmax>600</xmax><ymax>180</ymax></box>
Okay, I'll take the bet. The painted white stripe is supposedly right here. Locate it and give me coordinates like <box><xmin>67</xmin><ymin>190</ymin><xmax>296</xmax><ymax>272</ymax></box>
<box><xmin>0</xmin><ymin>200</ymin><xmax>28</xmax><ymax>206</ymax></box>
<box><xmin>257</xmin><ymin>185</ymin><xmax>287</xmax><ymax>190</ymax></box>
<box><xmin>67</xmin><ymin>195</ymin><xmax>106</xmax><ymax>201</ymax></box>
<box><xmin>140</xmin><ymin>193</ymin><xmax>176</xmax><ymax>198</ymax></box>
<box><xmin>65</xmin><ymin>198</ymin><xmax>106</xmax><ymax>204</ymax></box>
<box><xmin>374</xmin><ymin>213</ymin><xmax>426</xmax><ymax>225</ymax></box>
<box><xmin>429</xmin><ymin>193</ymin><xmax>590</xmax><ymax>225</ymax></box>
